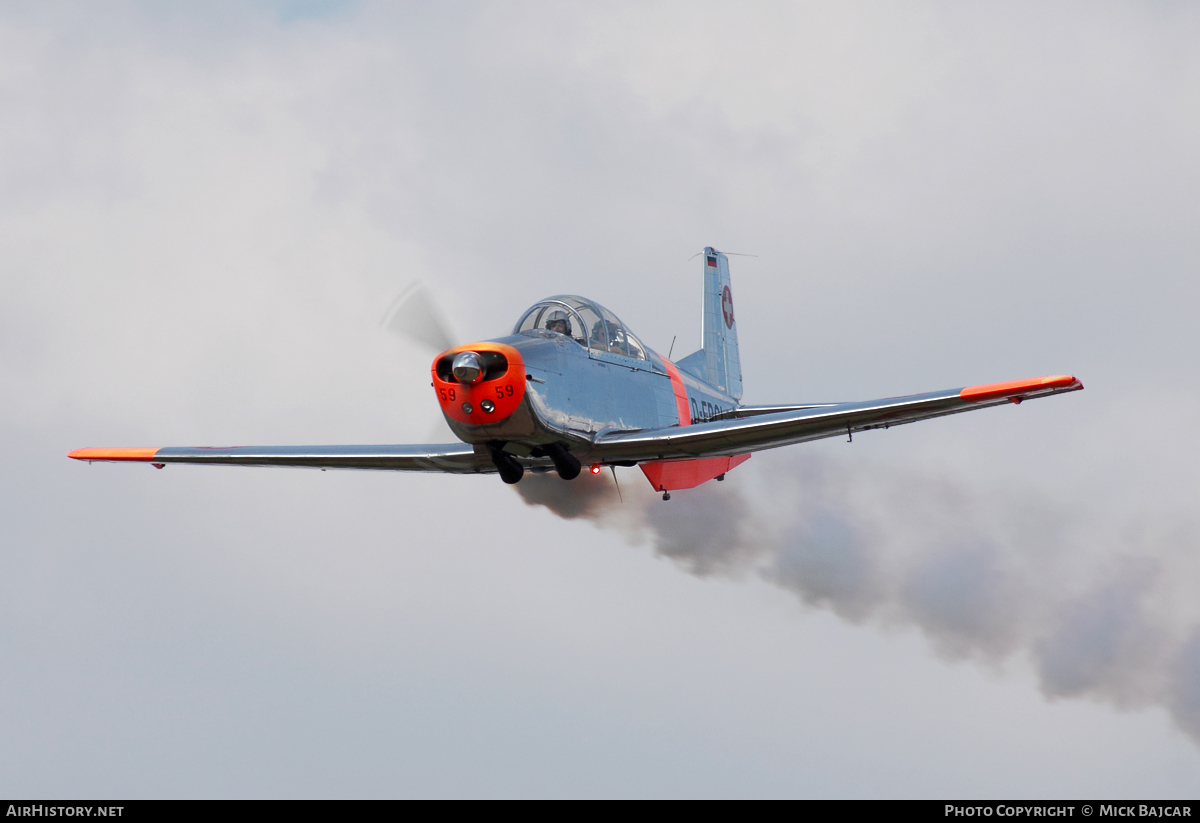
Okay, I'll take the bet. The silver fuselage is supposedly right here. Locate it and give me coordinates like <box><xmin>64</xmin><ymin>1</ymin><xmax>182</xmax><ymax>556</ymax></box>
<box><xmin>442</xmin><ymin>331</ymin><xmax>736</xmax><ymax>462</ymax></box>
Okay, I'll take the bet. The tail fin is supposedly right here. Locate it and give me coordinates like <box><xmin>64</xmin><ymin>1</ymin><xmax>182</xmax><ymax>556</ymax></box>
<box><xmin>676</xmin><ymin>247</ymin><xmax>743</xmax><ymax>400</ymax></box>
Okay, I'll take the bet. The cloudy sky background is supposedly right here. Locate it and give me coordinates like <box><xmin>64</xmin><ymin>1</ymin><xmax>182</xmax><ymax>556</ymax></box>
<box><xmin>2</xmin><ymin>0</ymin><xmax>1199</xmax><ymax>797</ymax></box>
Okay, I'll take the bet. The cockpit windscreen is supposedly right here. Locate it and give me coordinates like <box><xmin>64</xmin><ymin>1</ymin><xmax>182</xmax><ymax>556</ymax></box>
<box><xmin>514</xmin><ymin>296</ymin><xmax>648</xmax><ymax>361</ymax></box>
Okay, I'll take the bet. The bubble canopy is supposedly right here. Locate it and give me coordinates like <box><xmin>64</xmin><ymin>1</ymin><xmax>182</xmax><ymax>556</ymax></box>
<box><xmin>513</xmin><ymin>295</ymin><xmax>648</xmax><ymax>360</ymax></box>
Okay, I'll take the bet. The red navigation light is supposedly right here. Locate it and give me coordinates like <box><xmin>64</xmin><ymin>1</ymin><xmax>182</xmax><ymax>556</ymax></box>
<box><xmin>590</xmin><ymin>464</ymin><xmax>601</xmax><ymax>474</ymax></box>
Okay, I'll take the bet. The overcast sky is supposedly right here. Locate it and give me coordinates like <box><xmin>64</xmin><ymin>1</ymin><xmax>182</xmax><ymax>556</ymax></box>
<box><xmin>2</xmin><ymin>0</ymin><xmax>1199</xmax><ymax>798</ymax></box>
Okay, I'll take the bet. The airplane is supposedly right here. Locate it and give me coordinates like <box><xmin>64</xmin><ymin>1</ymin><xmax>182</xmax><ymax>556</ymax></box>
<box><xmin>69</xmin><ymin>248</ymin><xmax>1083</xmax><ymax>500</ymax></box>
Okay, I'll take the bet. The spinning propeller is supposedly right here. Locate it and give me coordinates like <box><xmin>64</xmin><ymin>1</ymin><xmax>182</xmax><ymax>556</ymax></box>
<box><xmin>380</xmin><ymin>282</ymin><xmax>457</xmax><ymax>352</ymax></box>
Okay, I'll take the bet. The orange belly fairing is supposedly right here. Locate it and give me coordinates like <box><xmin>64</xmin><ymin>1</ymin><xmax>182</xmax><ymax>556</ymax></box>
<box><xmin>431</xmin><ymin>342</ymin><xmax>527</xmax><ymax>427</ymax></box>
<box><xmin>639</xmin><ymin>453</ymin><xmax>751</xmax><ymax>492</ymax></box>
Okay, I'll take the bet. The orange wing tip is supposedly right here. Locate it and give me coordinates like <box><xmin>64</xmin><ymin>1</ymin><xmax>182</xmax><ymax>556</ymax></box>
<box><xmin>960</xmin><ymin>375</ymin><xmax>1082</xmax><ymax>402</ymax></box>
<box><xmin>68</xmin><ymin>447</ymin><xmax>161</xmax><ymax>462</ymax></box>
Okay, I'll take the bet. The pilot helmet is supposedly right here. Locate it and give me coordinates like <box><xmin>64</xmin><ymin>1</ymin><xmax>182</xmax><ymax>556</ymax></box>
<box><xmin>545</xmin><ymin>310</ymin><xmax>571</xmax><ymax>333</ymax></box>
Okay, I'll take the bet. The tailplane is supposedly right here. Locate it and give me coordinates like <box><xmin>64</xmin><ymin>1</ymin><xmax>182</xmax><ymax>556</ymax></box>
<box><xmin>676</xmin><ymin>247</ymin><xmax>743</xmax><ymax>400</ymax></box>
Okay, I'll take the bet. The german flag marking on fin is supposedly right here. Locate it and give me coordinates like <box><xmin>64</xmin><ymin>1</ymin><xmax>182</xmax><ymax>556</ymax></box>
<box><xmin>960</xmin><ymin>375</ymin><xmax>1082</xmax><ymax>403</ymax></box>
<box><xmin>68</xmin><ymin>447</ymin><xmax>161</xmax><ymax>462</ymax></box>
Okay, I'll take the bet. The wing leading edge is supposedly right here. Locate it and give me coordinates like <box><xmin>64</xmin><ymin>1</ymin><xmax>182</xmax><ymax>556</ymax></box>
<box><xmin>68</xmin><ymin>443</ymin><xmax>494</xmax><ymax>473</ymax></box>
<box><xmin>590</xmin><ymin>374</ymin><xmax>1083</xmax><ymax>462</ymax></box>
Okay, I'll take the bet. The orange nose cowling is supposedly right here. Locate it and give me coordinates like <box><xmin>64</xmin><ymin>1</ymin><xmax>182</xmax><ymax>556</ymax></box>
<box><xmin>431</xmin><ymin>342</ymin><xmax>526</xmax><ymax>426</ymax></box>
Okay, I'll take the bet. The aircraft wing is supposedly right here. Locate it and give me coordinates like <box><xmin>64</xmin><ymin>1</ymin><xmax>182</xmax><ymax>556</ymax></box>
<box><xmin>591</xmin><ymin>375</ymin><xmax>1083</xmax><ymax>462</ymax></box>
<box><xmin>68</xmin><ymin>443</ymin><xmax>497</xmax><ymax>472</ymax></box>
<box><xmin>70</xmin><ymin>375</ymin><xmax>1081</xmax><ymax>473</ymax></box>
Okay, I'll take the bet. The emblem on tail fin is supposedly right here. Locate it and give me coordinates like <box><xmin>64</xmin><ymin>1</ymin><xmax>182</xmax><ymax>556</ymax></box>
<box><xmin>722</xmin><ymin>285</ymin><xmax>734</xmax><ymax>329</ymax></box>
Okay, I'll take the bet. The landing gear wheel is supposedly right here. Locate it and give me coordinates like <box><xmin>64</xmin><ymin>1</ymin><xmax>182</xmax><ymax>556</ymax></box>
<box><xmin>544</xmin><ymin>443</ymin><xmax>581</xmax><ymax>480</ymax></box>
<box><xmin>489</xmin><ymin>446</ymin><xmax>524</xmax><ymax>485</ymax></box>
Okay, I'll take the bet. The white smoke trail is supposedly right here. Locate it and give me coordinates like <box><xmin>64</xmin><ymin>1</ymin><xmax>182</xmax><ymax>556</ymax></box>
<box><xmin>517</xmin><ymin>453</ymin><xmax>1200</xmax><ymax>742</ymax></box>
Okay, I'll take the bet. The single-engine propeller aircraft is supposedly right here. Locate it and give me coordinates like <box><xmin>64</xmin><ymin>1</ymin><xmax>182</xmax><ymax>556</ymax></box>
<box><xmin>70</xmin><ymin>248</ymin><xmax>1083</xmax><ymax>499</ymax></box>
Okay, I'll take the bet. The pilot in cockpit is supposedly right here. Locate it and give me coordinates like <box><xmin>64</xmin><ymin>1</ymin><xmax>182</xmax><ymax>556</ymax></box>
<box><xmin>545</xmin><ymin>310</ymin><xmax>572</xmax><ymax>337</ymax></box>
<box><xmin>592</xmin><ymin>319</ymin><xmax>628</xmax><ymax>355</ymax></box>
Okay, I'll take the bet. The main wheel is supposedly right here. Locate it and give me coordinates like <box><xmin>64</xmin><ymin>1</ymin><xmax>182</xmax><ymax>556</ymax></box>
<box><xmin>489</xmin><ymin>446</ymin><xmax>525</xmax><ymax>484</ymax></box>
<box><xmin>545</xmin><ymin>443</ymin><xmax>581</xmax><ymax>480</ymax></box>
